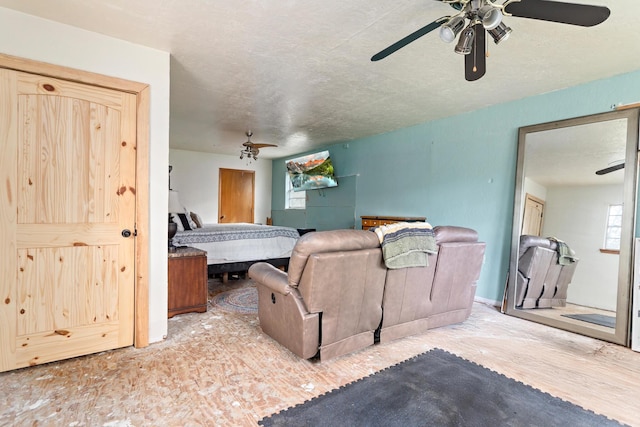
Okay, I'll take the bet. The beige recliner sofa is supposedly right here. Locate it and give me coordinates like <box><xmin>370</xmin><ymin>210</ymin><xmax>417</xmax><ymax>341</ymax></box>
<box><xmin>248</xmin><ymin>230</ymin><xmax>387</xmax><ymax>360</ymax></box>
<box><xmin>248</xmin><ymin>226</ymin><xmax>485</xmax><ymax>361</ymax></box>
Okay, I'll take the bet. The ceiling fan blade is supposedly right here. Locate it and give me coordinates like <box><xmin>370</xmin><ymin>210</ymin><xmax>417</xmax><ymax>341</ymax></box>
<box><xmin>252</xmin><ymin>143</ymin><xmax>278</xmax><ymax>149</ymax></box>
<box><xmin>371</xmin><ymin>17</ymin><xmax>447</xmax><ymax>61</ymax></box>
<box><xmin>504</xmin><ymin>0</ymin><xmax>610</xmax><ymax>27</ymax></box>
<box><xmin>465</xmin><ymin>24</ymin><xmax>486</xmax><ymax>82</ymax></box>
<box><xmin>595</xmin><ymin>163</ymin><xmax>625</xmax><ymax>175</ymax></box>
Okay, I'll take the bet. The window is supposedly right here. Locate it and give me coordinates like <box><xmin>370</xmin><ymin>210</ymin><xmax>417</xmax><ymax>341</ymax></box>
<box><xmin>285</xmin><ymin>173</ymin><xmax>305</xmax><ymax>209</ymax></box>
<box><xmin>603</xmin><ymin>204</ymin><xmax>623</xmax><ymax>252</ymax></box>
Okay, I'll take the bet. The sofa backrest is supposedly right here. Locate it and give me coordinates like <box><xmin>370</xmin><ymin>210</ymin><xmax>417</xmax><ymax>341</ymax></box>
<box><xmin>429</xmin><ymin>240</ymin><xmax>485</xmax><ymax>315</ymax></box>
<box><xmin>380</xmin><ymin>226</ymin><xmax>485</xmax><ymax>341</ymax></box>
<box><xmin>286</xmin><ymin>230</ymin><xmax>381</xmax><ymax>287</ymax></box>
<box><xmin>285</xmin><ymin>229</ymin><xmax>387</xmax><ymax>359</ymax></box>
<box><xmin>434</xmin><ymin>225</ymin><xmax>479</xmax><ymax>245</ymax></box>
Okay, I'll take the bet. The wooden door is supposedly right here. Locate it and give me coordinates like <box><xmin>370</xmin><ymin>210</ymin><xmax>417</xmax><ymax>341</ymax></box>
<box><xmin>218</xmin><ymin>168</ymin><xmax>254</xmax><ymax>223</ymax></box>
<box><xmin>0</xmin><ymin>69</ymin><xmax>137</xmax><ymax>372</ymax></box>
<box><xmin>521</xmin><ymin>193</ymin><xmax>545</xmax><ymax>236</ymax></box>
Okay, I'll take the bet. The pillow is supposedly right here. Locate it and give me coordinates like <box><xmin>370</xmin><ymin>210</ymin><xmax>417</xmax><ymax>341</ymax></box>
<box><xmin>184</xmin><ymin>207</ymin><xmax>198</xmax><ymax>229</ymax></box>
<box><xmin>171</xmin><ymin>214</ymin><xmax>184</xmax><ymax>232</ymax></box>
<box><xmin>176</xmin><ymin>213</ymin><xmax>193</xmax><ymax>231</ymax></box>
<box><xmin>190</xmin><ymin>211</ymin><xmax>203</xmax><ymax>228</ymax></box>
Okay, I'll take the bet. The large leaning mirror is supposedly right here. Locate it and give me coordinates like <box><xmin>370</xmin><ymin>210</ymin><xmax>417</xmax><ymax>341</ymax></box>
<box><xmin>505</xmin><ymin>109</ymin><xmax>639</xmax><ymax>346</ymax></box>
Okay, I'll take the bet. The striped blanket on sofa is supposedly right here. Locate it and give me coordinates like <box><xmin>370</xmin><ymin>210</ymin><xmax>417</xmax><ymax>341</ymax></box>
<box><xmin>372</xmin><ymin>222</ymin><xmax>437</xmax><ymax>269</ymax></box>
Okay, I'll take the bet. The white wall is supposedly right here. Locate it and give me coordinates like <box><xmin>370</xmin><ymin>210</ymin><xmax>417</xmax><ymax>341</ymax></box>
<box><xmin>523</xmin><ymin>177</ymin><xmax>547</xmax><ymax>203</ymax></box>
<box><xmin>169</xmin><ymin>149</ymin><xmax>272</xmax><ymax>224</ymax></box>
<box><xmin>0</xmin><ymin>7</ymin><xmax>171</xmax><ymax>342</ymax></box>
<box><xmin>542</xmin><ymin>184</ymin><xmax>623</xmax><ymax>311</ymax></box>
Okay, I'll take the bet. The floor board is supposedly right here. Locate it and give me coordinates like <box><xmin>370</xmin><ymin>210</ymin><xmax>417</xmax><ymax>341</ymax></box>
<box><xmin>1</xmin><ymin>278</ymin><xmax>639</xmax><ymax>426</ymax></box>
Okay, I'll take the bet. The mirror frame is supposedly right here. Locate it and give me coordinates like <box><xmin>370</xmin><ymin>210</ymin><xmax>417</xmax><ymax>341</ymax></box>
<box><xmin>505</xmin><ymin>109</ymin><xmax>639</xmax><ymax>346</ymax></box>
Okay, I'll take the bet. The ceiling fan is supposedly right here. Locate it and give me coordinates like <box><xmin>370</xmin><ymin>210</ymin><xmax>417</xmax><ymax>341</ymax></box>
<box><xmin>371</xmin><ymin>0</ymin><xmax>611</xmax><ymax>81</ymax></box>
<box><xmin>596</xmin><ymin>160</ymin><xmax>624</xmax><ymax>175</ymax></box>
<box><xmin>240</xmin><ymin>131</ymin><xmax>277</xmax><ymax>161</ymax></box>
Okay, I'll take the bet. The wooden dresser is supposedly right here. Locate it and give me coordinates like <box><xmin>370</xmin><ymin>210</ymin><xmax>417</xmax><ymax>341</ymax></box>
<box><xmin>168</xmin><ymin>246</ymin><xmax>208</xmax><ymax>318</ymax></box>
<box><xmin>361</xmin><ymin>215</ymin><xmax>427</xmax><ymax>231</ymax></box>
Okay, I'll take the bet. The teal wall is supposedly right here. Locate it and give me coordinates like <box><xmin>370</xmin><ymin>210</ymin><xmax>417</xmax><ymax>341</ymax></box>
<box><xmin>272</xmin><ymin>70</ymin><xmax>640</xmax><ymax>303</ymax></box>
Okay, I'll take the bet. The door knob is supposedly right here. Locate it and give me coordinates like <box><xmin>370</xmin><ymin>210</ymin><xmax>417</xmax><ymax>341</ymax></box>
<box><xmin>121</xmin><ymin>229</ymin><xmax>132</xmax><ymax>238</ymax></box>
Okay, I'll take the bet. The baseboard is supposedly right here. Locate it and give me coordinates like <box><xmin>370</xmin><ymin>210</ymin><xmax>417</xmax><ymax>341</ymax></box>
<box><xmin>474</xmin><ymin>296</ymin><xmax>501</xmax><ymax>307</ymax></box>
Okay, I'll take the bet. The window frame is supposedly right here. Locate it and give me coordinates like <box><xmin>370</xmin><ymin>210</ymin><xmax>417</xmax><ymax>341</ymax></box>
<box><xmin>601</xmin><ymin>203</ymin><xmax>623</xmax><ymax>254</ymax></box>
<box><xmin>285</xmin><ymin>173</ymin><xmax>306</xmax><ymax>210</ymax></box>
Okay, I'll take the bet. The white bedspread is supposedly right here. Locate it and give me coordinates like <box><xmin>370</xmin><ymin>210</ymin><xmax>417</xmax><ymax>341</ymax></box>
<box><xmin>173</xmin><ymin>223</ymin><xmax>300</xmax><ymax>264</ymax></box>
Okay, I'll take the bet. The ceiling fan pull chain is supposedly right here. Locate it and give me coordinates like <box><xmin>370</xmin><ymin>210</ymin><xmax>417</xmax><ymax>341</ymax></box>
<box><xmin>473</xmin><ymin>29</ymin><xmax>477</xmax><ymax>72</ymax></box>
<box><xmin>485</xmin><ymin>31</ymin><xmax>490</xmax><ymax>58</ymax></box>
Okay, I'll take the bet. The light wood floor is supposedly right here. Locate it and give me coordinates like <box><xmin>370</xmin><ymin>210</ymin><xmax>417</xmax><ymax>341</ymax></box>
<box><xmin>517</xmin><ymin>302</ymin><xmax>617</xmax><ymax>334</ymax></box>
<box><xmin>2</xmin><ymin>279</ymin><xmax>639</xmax><ymax>426</ymax></box>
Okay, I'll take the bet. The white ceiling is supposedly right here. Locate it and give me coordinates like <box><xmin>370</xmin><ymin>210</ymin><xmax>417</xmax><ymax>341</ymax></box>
<box><xmin>1</xmin><ymin>0</ymin><xmax>639</xmax><ymax>159</ymax></box>
<box><xmin>525</xmin><ymin>118</ymin><xmax>628</xmax><ymax>187</ymax></box>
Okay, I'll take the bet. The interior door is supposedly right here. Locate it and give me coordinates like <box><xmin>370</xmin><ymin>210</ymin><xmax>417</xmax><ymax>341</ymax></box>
<box><xmin>0</xmin><ymin>69</ymin><xmax>137</xmax><ymax>372</ymax></box>
<box><xmin>218</xmin><ymin>168</ymin><xmax>254</xmax><ymax>223</ymax></box>
<box><xmin>521</xmin><ymin>194</ymin><xmax>545</xmax><ymax>236</ymax></box>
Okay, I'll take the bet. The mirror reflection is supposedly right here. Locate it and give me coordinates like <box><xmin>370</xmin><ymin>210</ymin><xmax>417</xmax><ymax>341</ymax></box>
<box><xmin>506</xmin><ymin>110</ymin><xmax>638</xmax><ymax>346</ymax></box>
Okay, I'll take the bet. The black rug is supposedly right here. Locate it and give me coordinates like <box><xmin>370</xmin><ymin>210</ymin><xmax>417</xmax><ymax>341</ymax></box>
<box><xmin>562</xmin><ymin>313</ymin><xmax>616</xmax><ymax>328</ymax></box>
<box><xmin>259</xmin><ymin>349</ymin><xmax>624</xmax><ymax>427</ymax></box>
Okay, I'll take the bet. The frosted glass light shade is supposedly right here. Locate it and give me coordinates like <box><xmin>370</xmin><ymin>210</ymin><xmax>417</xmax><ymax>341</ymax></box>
<box><xmin>168</xmin><ymin>190</ymin><xmax>182</xmax><ymax>213</ymax></box>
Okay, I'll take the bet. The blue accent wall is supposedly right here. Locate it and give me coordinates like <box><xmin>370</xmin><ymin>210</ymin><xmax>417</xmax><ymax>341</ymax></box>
<box><xmin>272</xmin><ymin>70</ymin><xmax>640</xmax><ymax>302</ymax></box>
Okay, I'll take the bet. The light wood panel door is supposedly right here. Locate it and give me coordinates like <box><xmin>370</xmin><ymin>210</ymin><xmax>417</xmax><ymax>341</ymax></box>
<box><xmin>521</xmin><ymin>194</ymin><xmax>545</xmax><ymax>236</ymax></box>
<box><xmin>218</xmin><ymin>168</ymin><xmax>254</xmax><ymax>223</ymax></box>
<box><xmin>0</xmin><ymin>69</ymin><xmax>137</xmax><ymax>372</ymax></box>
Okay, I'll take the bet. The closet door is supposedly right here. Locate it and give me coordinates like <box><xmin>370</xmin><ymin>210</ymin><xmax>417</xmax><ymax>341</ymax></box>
<box><xmin>0</xmin><ymin>69</ymin><xmax>137</xmax><ymax>372</ymax></box>
<box><xmin>218</xmin><ymin>168</ymin><xmax>254</xmax><ymax>223</ymax></box>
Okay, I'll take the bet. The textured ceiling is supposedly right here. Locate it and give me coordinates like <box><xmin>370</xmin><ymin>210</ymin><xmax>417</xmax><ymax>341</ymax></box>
<box><xmin>525</xmin><ymin>118</ymin><xmax>628</xmax><ymax>187</ymax></box>
<box><xmin>1</xmin><ymin>0</ymin><xmax>639</xmax><ymax>159</ymax></box>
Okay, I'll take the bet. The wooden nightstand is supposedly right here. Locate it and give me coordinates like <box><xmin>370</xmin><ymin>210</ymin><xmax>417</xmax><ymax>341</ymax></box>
<box><xmin>168</xmin><ymin>247</ymin><xmax>208</xmax><ymax>318</ymax></box>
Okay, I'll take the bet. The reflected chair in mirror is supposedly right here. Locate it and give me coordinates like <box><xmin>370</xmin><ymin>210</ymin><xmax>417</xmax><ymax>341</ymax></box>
<box><xmin>516</xmin><ymin>235</ymin><xmax>578</xmax><ymax>309</ymax></box>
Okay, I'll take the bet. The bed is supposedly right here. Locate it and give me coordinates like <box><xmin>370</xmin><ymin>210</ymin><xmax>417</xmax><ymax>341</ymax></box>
<box><xmin>172</xmin><ymin>223</ymin><xmax>300</xmax><ymax>279</ymax></box>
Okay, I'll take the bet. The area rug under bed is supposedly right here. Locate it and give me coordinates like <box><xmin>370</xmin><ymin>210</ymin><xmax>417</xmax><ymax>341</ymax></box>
<box><xmin>259</xmin><ymin>348</ymin><xmax>625</xmax><ymax>427</ymax></box>
<box><xmin>210</xmin><ymin>286</ymin><xmax>258</xmax><ymax>314</ymax></box>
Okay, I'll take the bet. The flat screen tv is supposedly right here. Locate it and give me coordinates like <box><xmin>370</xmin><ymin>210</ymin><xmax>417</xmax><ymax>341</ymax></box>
<box><xmin>286</xmin><ymin>150</ymin><xmax>338</xmax><ymax>192</ymax></box>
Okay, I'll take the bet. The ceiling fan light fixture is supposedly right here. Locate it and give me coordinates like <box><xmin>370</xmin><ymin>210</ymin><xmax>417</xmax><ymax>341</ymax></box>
<box><xmin>478</xmin><ymin>5</ymin><xmax>502</xmax><ymax>30</ymax></box>
<box><xmin>488</xmin><ymin>22</ymin><xmax>512</xmax><ymax>44</ymax></box>
<box><xmin>454</xmin><ymin>25</ymin><xmax>475</xmax><ymax>55</ymax></box>
<box><xmin>439</xmin><ymin>16</ymin><xmax>466</xmax><ymax>43</ymax></box>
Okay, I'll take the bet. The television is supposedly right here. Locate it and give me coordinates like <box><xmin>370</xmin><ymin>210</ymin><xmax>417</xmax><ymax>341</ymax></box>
<box><xmin>286</xmin><ymin>150</ymin><xmax>338</xmax><ymax>191</ymax></box>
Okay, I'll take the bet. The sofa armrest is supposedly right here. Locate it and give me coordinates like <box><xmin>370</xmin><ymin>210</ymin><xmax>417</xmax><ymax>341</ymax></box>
<box><xmin>248</xmin><ymin>263</ymin><xmax>291</xmax><ymax>295</ymax></box>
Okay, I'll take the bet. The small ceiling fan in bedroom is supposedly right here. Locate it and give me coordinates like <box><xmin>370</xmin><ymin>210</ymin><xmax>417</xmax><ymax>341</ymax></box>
<box><xmin>371</xmin><ymin>0</ymin><xmax>611</xmax><ymax>81</ymax></box>
<box><xmin>595</xmin><ymin>160</ymin><xmax>624</xmax><ymax>175</ymax></box>
<box><xmin>239</xmin><ymin>131</ymin><xmax>277</xmax><ymax>161</ymax></box>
